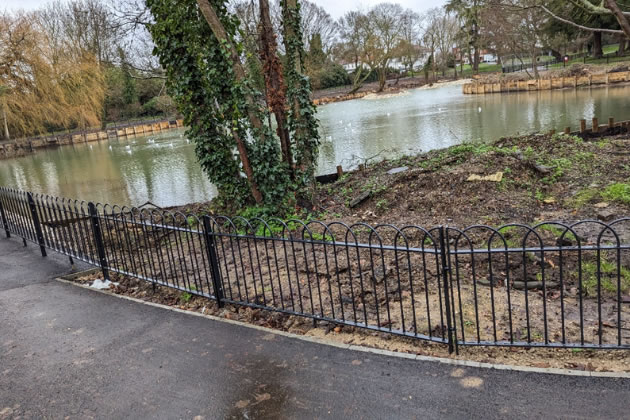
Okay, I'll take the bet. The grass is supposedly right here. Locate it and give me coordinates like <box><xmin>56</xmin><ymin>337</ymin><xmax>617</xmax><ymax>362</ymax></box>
<box><xmin>602</xmin><ymin>182</ymin><xmax>630</xmax><ymax>205</ymax></box>
<box><xmin>536</xmin><ymin>224</ymin><xmax>578</xmax><ymax>242</ymax></box>
<box><xmin>570</xmin><ymin>188</ymin><xmax>600</xmax><ymax>208</ymax></box>
<box><xmin>603</xmin><ymin>43</ymin><xmax>620</xmax><ymax>55</ymax></box>
<box><xmin>548</xmin><ymin>54</ymin><xmax>630</xmax><ymax>70</ymax></box>
<box><xmin>581</xmin><ymin>257</ymin><xmax>630</xmax><ymax>296</ymax></box>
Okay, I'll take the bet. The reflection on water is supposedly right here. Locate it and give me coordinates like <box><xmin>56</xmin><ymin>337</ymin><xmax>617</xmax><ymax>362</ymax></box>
<box><xmin>0</xmin><ymin>130</ymin><xmax>217</xmax><ymax>207</ymax></box>
<box><xmin>1</xmin><ymin>84</ymin><xmax>630</xmax><ymax>206</ymax></box>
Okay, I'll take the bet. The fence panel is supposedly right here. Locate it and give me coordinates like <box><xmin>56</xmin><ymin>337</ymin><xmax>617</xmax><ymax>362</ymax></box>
<box><xmin>447</xmin><ymin>222</ymin><xmax>630</xmax><ymax>349</ymax></box>
<box><xmin>205</xmin><ymin>218</ymin><xmax>449</xmax><ymax>343</ymax></box>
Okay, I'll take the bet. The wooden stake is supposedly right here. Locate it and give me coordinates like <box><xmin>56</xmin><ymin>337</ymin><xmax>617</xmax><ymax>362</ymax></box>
<box><xmin>580</xmin><ymin>119</ymin><xmax>586</xmax><ymax>133</ymax></box>
<box><xmin>336</xmin><ymin>165</ymin><xmax>343</xmax><ymax>178</ymax></box>
<box><xmin>609</xmin><ymin>117</ymin><xmax>615</xmax><ymax>128</ymax></box>
<box><xmin>564</xmin><ymin>127</ymin><xmax>571</xmax><ymax>135</ymax></box>
<box><xmin>592</xmin><ymin>117</ymin><xmax>599</xmax><ymax>133</ymax></box>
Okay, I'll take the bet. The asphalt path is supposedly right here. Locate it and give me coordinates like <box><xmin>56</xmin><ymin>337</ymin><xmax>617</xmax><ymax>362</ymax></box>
<box><xmin>1</xmin><ymin>236</ymin><xmax>629</xmax><ymax>419</ymax></box>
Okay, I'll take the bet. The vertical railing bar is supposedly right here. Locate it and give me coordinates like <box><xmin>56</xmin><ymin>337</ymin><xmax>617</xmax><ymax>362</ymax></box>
<box><xmin>27</xmin><ymin>192</ymin><xmax>47</xmax><ymax>257</ymax></box>
<box><xmin>202</xmin><ymin>215</ymin><xmax>224</xmax><ymax>306</ymax></box>
<box><xmin>0</xmin><ymin>193</ymin><xmax>10</xmax><ymax>238</ymax></box>
<box><xmin>438</xmin><ymin>226</ymin><xmax>455</xmax><ymax>354</ymax></box>
<box><xmin>88</xmin><ymin>202</ymin><xmax>109</xmax><ymax>280</ymax></box>
<box><xmin>445</xmin><ymin>229</ymin><xmax>459</xmax><ymax>353</ymax></box>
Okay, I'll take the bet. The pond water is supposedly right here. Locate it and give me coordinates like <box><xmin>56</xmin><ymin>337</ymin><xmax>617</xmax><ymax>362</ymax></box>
<box><xmin>1</xmin><ymin>84</ymin><xmax>630</xmax><ymax>207</ymax></box>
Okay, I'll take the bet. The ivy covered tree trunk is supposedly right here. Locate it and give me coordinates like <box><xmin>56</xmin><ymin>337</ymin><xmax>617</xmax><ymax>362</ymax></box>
<box><xmin>195</xmin><ymin>0</ymin><xmax>264</xmax><ymax>204</ymax></box>
<box><xmin>281</xmin><ymin>0</ymin><xmax>320</xmax><ymax>187</ymax></box>
<box><xmin>258</xmin><ymin>0</ymin><xmax>294</xmax><ymax>178</ymax></box>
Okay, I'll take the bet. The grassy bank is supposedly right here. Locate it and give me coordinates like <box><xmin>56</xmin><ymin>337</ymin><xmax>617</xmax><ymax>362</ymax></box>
<box><xmin>313</xmin><ymin>130</ymin><xmax>630</xmax><ymax>229</ymax></box>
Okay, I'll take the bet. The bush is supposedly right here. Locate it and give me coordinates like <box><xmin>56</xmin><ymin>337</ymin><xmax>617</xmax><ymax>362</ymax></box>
<box><xmin>318</xmin><ymin>63</ymin><xmax>351</xmax><ymax>89</ymax></box>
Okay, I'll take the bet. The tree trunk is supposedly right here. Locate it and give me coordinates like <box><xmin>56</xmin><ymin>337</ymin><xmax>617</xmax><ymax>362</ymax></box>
<box><xmin>378</xmin><ymin>68</ymin><xmax>386</xmax><ymax>92</ymax></box>
<box><xmin>258</xmin><ymin>0</ymin><xmax>293</xmax><ymax>177</ymax></box>
<box><xmin>282</xmin><ymin>0</ymin><xmax>317</xmax><ymax>177</ymax></box>
<box><xmin>618</xmin><ymin>35</ymin><xmax>627</xmax><ymax>56</ymax></box>
<box><xmin>551</xmin><ymin>49</ymin><xmax>562</xmax><ymax>60</ymax></box>
<box><xmin>349</xmin><ymin>67</ymin><xmax>372</xmax><ymax>94</ymax></box>
<box><xmin>2</xmin><ymin>100</ymin><xmax>9</xmax><ymax>140</ymax></box>
<box><xmin>604</xmin><ymin>0</ymin><xmax>630</xmax><ymax>40</ymax></box>
<box><xmin>196</xmin><ymin>0</ymin><xmax>263</xmax><ymax>204</ymax></box>
<box><xmin>473</xmin><ymin>45</ymin><xmax>480</xmax><ymax>72</ymax></box>
<box><xmin>592</xmin><ymin>32</ymin><xmax>603</xmax><ymax>59</ymax></box>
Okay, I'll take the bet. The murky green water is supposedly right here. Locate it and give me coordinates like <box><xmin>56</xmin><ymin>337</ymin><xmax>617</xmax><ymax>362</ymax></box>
<box><xmin>1</xmin><ymin>84</ymin><xmax>629</xmax><ymax>207</ymax></box>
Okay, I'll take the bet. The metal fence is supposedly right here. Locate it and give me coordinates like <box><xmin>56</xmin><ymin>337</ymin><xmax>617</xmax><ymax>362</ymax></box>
<box><xmin>502</xmin><ymin>51</ymin><xmax>629</xmax><ymax>74</ymax></box>
<box><xmin>2</xmin><ymin>186</ymin><xmax>630</xmax><ymax>353</ymax></box>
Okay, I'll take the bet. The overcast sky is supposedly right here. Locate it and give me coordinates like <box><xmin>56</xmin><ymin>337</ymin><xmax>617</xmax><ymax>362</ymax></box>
<box><xmin>3</xmin><ymin>0</ymin><xmax>446</xmax><ymax>19</ymax></box>
<box><xmin>311</xmin><ymin>0</ymin><xmax>446</xmax><ymax>19</ymax></box>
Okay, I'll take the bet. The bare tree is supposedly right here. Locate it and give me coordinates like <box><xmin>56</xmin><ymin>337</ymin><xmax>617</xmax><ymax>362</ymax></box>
<box><xmin>297</xmin><ymin>1</ymin><xmax>338</xmax><ymax>53</ymax></box>
<box><xmin>397</xmin><ymin>9</ymin><xmax>424</xmax><ymax>76</ymax></box>
<box><xmin>361</xmin><ymin>3</ymin><xmax>405</xmax><ymax>92</ymax></box>
<box><xmin>338</xmin><ymin>10</ymin><xmax>373</xmax><ymax>92</ymax></box>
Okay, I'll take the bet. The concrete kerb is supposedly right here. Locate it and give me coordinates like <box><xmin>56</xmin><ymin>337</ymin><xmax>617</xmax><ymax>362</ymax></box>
<box><xmin>55</xmin><ymin>274</ymin><xmax>630</xmax><ymax>379</ymax></box>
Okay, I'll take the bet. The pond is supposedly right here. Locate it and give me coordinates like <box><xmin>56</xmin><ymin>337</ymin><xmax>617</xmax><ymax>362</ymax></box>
<box><xmin>1</xmin><ymin>83</ymin><xmax>630</xmax><ymax>207</ymax></box>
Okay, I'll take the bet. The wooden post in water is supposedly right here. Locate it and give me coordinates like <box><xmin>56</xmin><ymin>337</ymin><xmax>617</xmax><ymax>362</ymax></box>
<box><xmin>336</xmin><ymin>165</ymin><xmax>344</xmax><ymax>178</ymax></box>
<box><xmin>564</xmin><ymin>127</ymin><xmax>571</xmax><ymax>135</ymax></box>
<box><xmin>580</xmin><ymin>119</ymin><xmax>587</xmax><ymax>133</ymax></box>
<box><xmin>549</xmin><ymin>129</ymin><xmax>556</xmax><ymax>135</ymax></box>
<box><xmin>609</xmin><ymin>117</ymin><xmax>615</xmax><ymax>128</ymax></box>
<box><xmin>592</xmin><ymin>117</ymin><xmax>599</xmax><ymax>133</ymax></box>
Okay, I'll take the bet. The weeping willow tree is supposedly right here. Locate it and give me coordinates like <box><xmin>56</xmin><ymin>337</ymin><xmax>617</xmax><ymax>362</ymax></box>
<box><xmin>146</xmin><ymin>0</ymin><xmax>320</xmax><ymax>211</ymax></box>
<box><xmin>0</xmin><ymin>11</ymin><xmax>104</xmax><ymax>140</ymax></box>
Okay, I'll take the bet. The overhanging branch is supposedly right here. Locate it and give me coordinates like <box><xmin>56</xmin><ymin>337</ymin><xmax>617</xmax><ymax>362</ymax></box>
<box><xmin>540</xmin><ymin>5</ymin><xmax>624</xmax><ymax>34</ymax></box>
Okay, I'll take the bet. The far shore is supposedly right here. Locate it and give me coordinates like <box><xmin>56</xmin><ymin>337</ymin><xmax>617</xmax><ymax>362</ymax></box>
<box><xmin>312</xmin><ymin>76</ymin><xmax>472</xmax><ymax>106</ymax></box>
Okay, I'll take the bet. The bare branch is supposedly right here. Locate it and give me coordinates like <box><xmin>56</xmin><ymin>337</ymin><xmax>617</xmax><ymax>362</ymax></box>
<box><xmin>539</xmin><ymin>5</ymin><xmax>624</xmax><ymax>34</ymax></box>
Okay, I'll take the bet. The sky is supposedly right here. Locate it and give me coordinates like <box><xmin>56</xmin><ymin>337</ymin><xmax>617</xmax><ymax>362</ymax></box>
<box><xmin>311</xmin><ymin>0</ymin><xmax>446</xmax><ymax>19</ymax></box>
<box><xmin>3</xmin><ymin>0</ymin><xmax>447</xmax><ymax>19</ymax></box>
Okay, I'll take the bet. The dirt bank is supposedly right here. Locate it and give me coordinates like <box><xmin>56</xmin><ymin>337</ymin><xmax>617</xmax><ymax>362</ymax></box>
<box><xmin>313</xmin><ymin>126</ymin><xmax>630</xmax><ymax>229</ymax></box>
<box><xmin>312</xmin><ymin>76</ymin><xmax>465</xmax><ymax>105</ymax></box>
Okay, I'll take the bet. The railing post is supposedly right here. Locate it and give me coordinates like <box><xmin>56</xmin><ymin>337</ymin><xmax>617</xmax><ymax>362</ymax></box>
<box><xmin>26</xmin><ymin>193</ymin><xmax>46</xmax><ymax>257</ymax></box>
<box><xmin>0</xmin><ymin>196</ymin><xmax>10</xmax><ymax>238</ymax></box>
<box><xmin>88</xmin><ymin>202</ymin><xmax>109</xmax><ymax>280</ymax></box>
<box><xmin>202</xmin><ymin>215</ymin><xmax>224</xmax><ymax>307</ymax></box>
<box><xmin>439</xmin><ymin>226</ymin><xmax>455</xmax><ymax>354</ymax></box>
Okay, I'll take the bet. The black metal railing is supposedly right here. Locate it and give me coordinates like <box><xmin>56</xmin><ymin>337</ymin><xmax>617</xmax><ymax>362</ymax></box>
<box><xmin>2</xmin><ymin>186</ymin><xmax>630</xmax><ymax>353</ymax></box>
